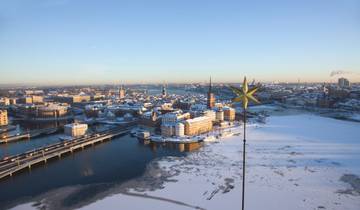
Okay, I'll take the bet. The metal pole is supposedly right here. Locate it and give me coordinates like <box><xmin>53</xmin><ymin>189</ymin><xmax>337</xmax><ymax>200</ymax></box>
<box><xmin>242</xmin><ymin>110</ymin><xmax>246</xmax><ymax>210</ymax></box>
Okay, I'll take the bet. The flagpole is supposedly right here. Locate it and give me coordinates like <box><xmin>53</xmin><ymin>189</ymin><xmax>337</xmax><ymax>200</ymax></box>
<box><xmin>242</xmin><ymin>109</ymin><xmax>246</xmax><ymax>210</ymax></box>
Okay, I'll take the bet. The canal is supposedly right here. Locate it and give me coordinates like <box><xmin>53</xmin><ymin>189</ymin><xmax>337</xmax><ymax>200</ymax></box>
<box><xmin>0</xmin><ymin>133</ymin><xmax>185</xmax><ymax>209</ymax></box>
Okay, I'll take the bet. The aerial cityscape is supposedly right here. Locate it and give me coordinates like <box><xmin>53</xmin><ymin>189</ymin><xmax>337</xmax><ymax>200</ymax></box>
<box><xmin>0</xmin><ymin>0</ymin><xmax>359</xmax><ymax>210</ymax></box>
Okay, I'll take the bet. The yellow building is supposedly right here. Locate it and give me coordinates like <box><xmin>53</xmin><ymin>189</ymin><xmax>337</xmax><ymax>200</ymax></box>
<box><xmin>119</xmin><ymin>87</ymin><xmax>125</xmax><ymax>99</ymax></box>
<box><xmin>72</xmin><ymin>95</ymin><xmax>91</xmax><ymax>103</ymax></box>
<box><xmin>223</xmin><ymin>107</ymin><xmax>236</xmax><ymax>121</ymax></box>
<box><xmin>184</xmin><ymin>116</ymin><xmax>213</xmax><ymax>136</ymax></box>
<box><xmin>24</xmin><ymin>97</ymin><xmax>33</xmax><ymax>104</ymax></box>
<box><xmin>0</xmin><ymin>110</ymin><xmax>8</xmax><ymax>126</ymax></box>
<box><xmin>32</xmin><ymin>95</ymin><xmax>43</xmax><ymax>104</ymax></box>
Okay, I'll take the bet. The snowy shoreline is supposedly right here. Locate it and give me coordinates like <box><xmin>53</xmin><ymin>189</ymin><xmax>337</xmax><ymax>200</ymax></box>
<box><xmin>11</xmin><ymin>114</ymin><xmax>360</xmax><ymax>210</ymax></box>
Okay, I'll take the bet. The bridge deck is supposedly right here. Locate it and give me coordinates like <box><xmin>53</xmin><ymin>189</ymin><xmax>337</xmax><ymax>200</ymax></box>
<box><xmin>0</xmin><ymin>128</ymin><xmax>130</xmax><ymax>180</ymax></box>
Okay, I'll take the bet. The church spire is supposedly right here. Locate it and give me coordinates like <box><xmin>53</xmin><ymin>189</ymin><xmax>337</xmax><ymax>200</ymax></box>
<box><xmin>207</xmin><ymin>76</ymin><xmax>215</xmax><ymax>109</ymax></box>
<box><xmin>209</xmin><ymin>76</ymin><xmax>212</xmax><ymax>93</ymax></box>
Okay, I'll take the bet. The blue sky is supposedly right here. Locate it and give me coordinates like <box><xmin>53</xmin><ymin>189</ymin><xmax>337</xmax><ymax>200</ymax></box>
<box><xmin>0</xmin><ymin>0</ymin><xmax>359</xmax><ymax>85</ymax></box>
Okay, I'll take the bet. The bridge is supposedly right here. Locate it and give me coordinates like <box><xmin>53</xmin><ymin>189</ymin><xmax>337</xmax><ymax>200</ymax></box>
<box><xmin>0</xmin><ymin>127</ymin><xmax>61</xmax><ymax>144</ymax></box>
<box><xmin>0</xmin><ymin>126</ymin><xmax>131</xmax><ymax>180</ymax></box>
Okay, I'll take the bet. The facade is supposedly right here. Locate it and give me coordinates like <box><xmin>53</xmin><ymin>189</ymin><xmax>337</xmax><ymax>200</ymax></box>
<box><xmin>215</xmin><ymin>110</ymin><xmax>224</xmax><ymax>122</ymax></box>
<box><xmin>24</xmin><ymin>97</ymin><xmax>33</xmax><ymax>104</ymax></box>
<box><xmin>36</xmin><ymin>104</ymin><xmax>69</xmax><ymax>118</ymax></box>
<box><xmin>53</xmin><ymin>95</ymin><xmax>90</xmax><ymax>104</ymax></box>
<box><xmin>223</xmin><ymin>107</ymin><xmax>236</xmax><ymax>121</ymax></box>
<box><xmin>207</xmin><ymin>77</ymin><xmax>215</xmax><ymax>109</ymax></box>
<box><xmin>64</xmin><ymin>123</ymin><xmax>88</xmax><ymax>137</ymax></box>
<box><xmin>175</xmin><ymin>123</ymin><xmax>185</xmax><ymax>137</ymax></box>
<box><xmin>72</xmin><ymin>95</ymin><xmax>91</xmax><ymax>103</ymax></box>
<box><xmin>161</xmin><ymin>112</ymin><xmax>190</xmax><ymax>125</ymax></box>
<box><xmin>19</xmin><ymin>95</ymin><xmax>43</xmax><ymax>104</ymax></box>
<box><xmin>0</xmin><ymin>98</ymin><xmax>10</xmax><ymax>106</ymax></box>
<box><xmin>14</xmin><ymin>103</ymin><xmax>70</xmax><ymax>119</ymax></box>
<box><xmin>161</xmin><ymin>124</ymin><xmax>175</xmax><ymax>137</ymax></box>
<box><xmin>32</xmin><ymin>95</ymin><xmax>44</xmax><ymax>104</ymax></box>
<box><xmin>203</xmin><ymin>110</ymin><xmax>216</xmax><ymax>121</ymax></box>
<box><xmin>184</xmin><ymin>116</ymin><xmax>213</xmax><ymax>136</ymax></box>
<box><xmin>0</xmin><ymin>110</ymin><xmax>8</xmax><ymax>126</ymax></box>
<box><xmin>338</xmin><ymin>78</ymin><xmax>350</xmax><ymax>88</ymax></box>
<box><xmin>161</xmin><ymin>112</ymin><xmax>190</xmax><ymax>136</ymax></box>
<box><xmin>119</xmin><ymin>86</ymin><xmax>125</xmax><ymax>99</ymax></box>
<box><xmin>9</xmin><ymin>98</ymin><xmax>17</xmax><ymax>105</ymax></box>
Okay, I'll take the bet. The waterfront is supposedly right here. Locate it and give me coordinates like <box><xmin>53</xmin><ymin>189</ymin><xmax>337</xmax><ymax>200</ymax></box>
<box><xmin>0</xmin><ymin>133</ymin><xmax>185</xmax><ymax>209</ymax></box>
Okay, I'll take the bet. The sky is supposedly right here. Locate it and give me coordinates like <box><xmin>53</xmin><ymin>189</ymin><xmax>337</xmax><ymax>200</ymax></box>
<box><xmin>0</xmin><ymin>0</ymin><xmax>359</xmax><ymax>85</ymax></box>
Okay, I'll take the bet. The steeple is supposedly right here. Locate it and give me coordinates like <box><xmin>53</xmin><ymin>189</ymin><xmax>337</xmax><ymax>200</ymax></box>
<box><xmin>208</xmin><ymin>76</ymin><xmax>212</xmax><ymax>93</ymax></box>
<box><xmin>162</xmin><ymin>82</ymin><xmax>167</xmax><ymax>97</ymax></box>
<box><xmin>207</xmin><ymin>76</ymin><xmax>215</xmax><ymax>109</ymax></box>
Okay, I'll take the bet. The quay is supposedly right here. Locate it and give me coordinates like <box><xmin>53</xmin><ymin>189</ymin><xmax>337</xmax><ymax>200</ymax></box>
<box><xmin>0</xmin><ymin>127</ymin><xmax>131</xmax><ymax>180</ymax></box>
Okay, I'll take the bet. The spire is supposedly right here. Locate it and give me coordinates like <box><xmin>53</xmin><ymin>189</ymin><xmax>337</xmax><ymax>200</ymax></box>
<box><xmin>162</xmin><ymin>82</ymin><xmax>167</xmax><ymax>97</ymax></box>
<box><xmin>209</xmin><ymin>76</ymin><xmax>212</xmax><ymax>93</ymax></box>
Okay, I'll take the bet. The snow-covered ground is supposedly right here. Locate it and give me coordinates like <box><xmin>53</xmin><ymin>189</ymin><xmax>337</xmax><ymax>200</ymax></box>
<box><xmin>77</xmin><ymin>114</ymin><xmax>360</xmax><ymax>210</ymax></box>
<box><xmin>11</xmin><ymin>114</ymin><xmax>360</xmax><ymax>210</ymax></box>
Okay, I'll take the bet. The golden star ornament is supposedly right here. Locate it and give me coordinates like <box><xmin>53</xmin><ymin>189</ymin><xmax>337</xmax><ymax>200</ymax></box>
<box><xmin>229</xmin><ymin>77</ymin><xmax>260</xmax><ymax>109</ymax></box>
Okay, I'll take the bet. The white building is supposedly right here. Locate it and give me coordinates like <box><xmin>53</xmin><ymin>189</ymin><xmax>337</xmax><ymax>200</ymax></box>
<box><xmin>175</xmin><ymin>123</ymin><xmax>185</xmax><ymax>137</ymax></box>
<box><xmin>216</xmin><ymin>110</ymin><xmax>224</xmax><ymax>122</ymax></box>
<box><xmin>203</xmin><ymin>110</ymin><xmax>216</xmax><ymax>121</ymax></box>
<box><xmin>64</xmin><ymin>123</ymin><xmax>88</xmax><ymax>137</ymax></box>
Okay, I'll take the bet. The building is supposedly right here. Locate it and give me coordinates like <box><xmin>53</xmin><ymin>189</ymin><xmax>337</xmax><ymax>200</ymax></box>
<box><xmin>161</xmin><ymin>112</ymin><xmax>190</xmax><ymax>125</ymax></box>
<box><xmin>72</xmin><ymin>95</ymin><xmax>91</xmax><ymax>103</ymax></box>
<box><xmin>53</xmin><ymin>95</ymin><xmax>90</xmax><ymax>104</ymax></box>
<box><xmin>0</xmin><ymin>110</ymin><xmax>8</xmax><ymax>126</ymax></box>
<box><xmin>161</xmin><ymin>112</ymin><xmax>190</xmax><ymax>136</ymax></box>
<box><xmin>18</xmin><ymin>95</ymin><xmax>43</xmax><ymax>104</ymax></box>
<box><xmin>35</xmin><ymin>104</ymin><xmax>69</xmax><ymax>118</ymax></box>
<box><xmin>207</xmin><ymin>77</ymin><xmax>215</xmax><ymax>109</ymax></box>
<box><xmin>64</xmin><ymin>123</ymin><xmax>88</xmax><ymax>137</ymax></box>
<box><xmin>338</xmin><ymin>77</ymin><xmax>350</xmax><ymax>88</ymax></box>
<box><xmin>119</xmin><ymin>86</ymin><xmax>125</xmax><ymax>99</ymax></box>
<box><xmin>184</xmin><ymin>116</ymin><xmax>213</xmax><ymax>136</ymax></box>
<box><xmin>215</xmin><ymin>109</ymin><xmax>224</xmax><ymax>122</ymax></box>
<box><xmin>161</xmin><ymin>124</ymin><xmax>175</xmax><ymax>137</ymax></box>
<box><xmin>9</xmin><ymin>98</ymin><xmax>17</xmax><ymax>105</ymax></box>
<box><xmin>32</xmin><ymin>95</ymin><xmax>44</xmax><ymax>104</ymax></box>
<box><xmin>203</xmin><ymin>110</ymin><xmax>216</xmax><ymax>121</ymax></box>
<box><xmin>0</xmin><ymin>98</ymin><xmax>10</xmax><ymax>106</ymax></box>
<box><xmin>14</xmin><ymin>103</ymin><xmax>70</xmax><ymax>119</ymax></box>
<box><xmin>175</xmin><ymin>123</ymin><xmax>185</xmax><ymax>137</ymax></box>
<box><xmin>140</xmin><ymin>111</ymin><xmax>160</xmax><ymax>127</ymax></box>
<box><xmin>23</xmin><ymin>96</ymin><xmax>33</xmax><ymax>104</ymax></box>
<box><xmin>223</xmin><ymin>107</ymin><xmax>236</xmax><ymax>121</ymax></box>
<box><xmin>85</xmin><ymin>104</ymin><xmax>104</xmax><ymax>118</ymax></box>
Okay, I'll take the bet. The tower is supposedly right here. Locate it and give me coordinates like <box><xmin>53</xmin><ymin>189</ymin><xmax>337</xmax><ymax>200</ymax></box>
<box><xmin>162</xmin><ymin>83</ymin><xmax>167</xmax><ymax>97</ymax></box>
<box><xmin>119</xmin><ymin>86</ymin><xmax>125</xmax><ymax>99</ymax></box>
<box><xmin>207</xmin><ymin>77</ymin><xmax>215</xmax><ymax>109</ymax></box>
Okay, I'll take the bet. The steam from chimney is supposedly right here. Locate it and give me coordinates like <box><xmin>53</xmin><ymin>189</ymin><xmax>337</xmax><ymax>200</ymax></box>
<box><xmin>330</xmin><ymin>70</ymin><xmax>354</xmax><ymax>77</ymax></box>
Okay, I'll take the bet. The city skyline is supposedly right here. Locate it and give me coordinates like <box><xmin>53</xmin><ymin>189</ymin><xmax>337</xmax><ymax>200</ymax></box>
<box><xmin>1</xmin><ymin>0</ymin><xmax>360</xmax><ymax>85</ymax></box>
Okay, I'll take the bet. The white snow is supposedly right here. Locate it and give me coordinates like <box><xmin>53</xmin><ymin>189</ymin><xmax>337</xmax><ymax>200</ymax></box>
<box><xmin>15</xmin><ymin>114</ymin><xmax>360</xmax><ymax>210</ymax></box>
<box><xmin>79</xmin><ymin>114</ymin><xmax>360</xmax><ymax>210</ymax></box>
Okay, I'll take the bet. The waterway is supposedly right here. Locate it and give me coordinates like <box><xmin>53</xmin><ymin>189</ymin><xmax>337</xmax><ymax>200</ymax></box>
<box><xmin>0</xmin><ymin>133</ymin><xmax>184</xmax><ymax>209</ymax></box>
